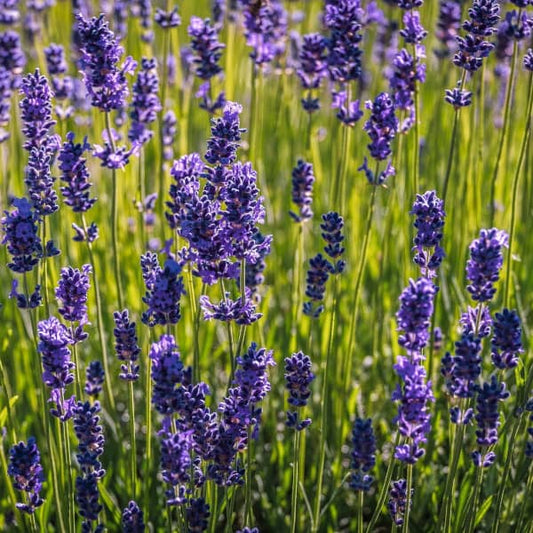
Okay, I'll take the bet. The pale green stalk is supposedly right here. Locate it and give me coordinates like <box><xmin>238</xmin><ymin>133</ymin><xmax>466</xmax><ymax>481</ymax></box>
<box><xmin>504</xmin><ymin>71</ymin><xmax>533</xmax><ymax>308</ymax></box>
<box><xmin>290</xmin><ymin>429</ymin><xmax>302</xmax><ymax>533</ymax></box>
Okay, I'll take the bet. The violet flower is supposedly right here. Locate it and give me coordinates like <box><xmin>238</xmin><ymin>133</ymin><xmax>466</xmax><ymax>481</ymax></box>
<box><xmin>284</xmin><ymin>351</ymin><xmax>315</xmax><ymax>431</ymax></box>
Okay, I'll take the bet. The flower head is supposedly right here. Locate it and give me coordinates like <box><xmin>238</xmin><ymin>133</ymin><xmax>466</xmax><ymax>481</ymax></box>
<box><xmin>350</xmin><ymin>418</ymin><xmax>376</xmax><ymax>492</ymax></box>
<box><xmin>113</xmin><ymin>309</ymin><xmax>141</xmax><ymax>381</ymax></box>
<box><xmin>491</xmin><ymin>308</ymin><xmax>523</xmax><ymax>369</ymax></box>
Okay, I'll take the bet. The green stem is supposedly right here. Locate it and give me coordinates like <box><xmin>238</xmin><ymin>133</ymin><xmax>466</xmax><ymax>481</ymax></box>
<box><xmin>490</xmin><ymin>416</ymin><xmax>522</xmax><ymax>533</ymax></box>
<box><xmin>442</xmin><ymin>71</ymin><xmax>467</xmax><ymax>204</ymax></box>
<box><xmin>105</xmin><ymin>112</ymin><xmax>124</xmax><ymax>310</ymax></box>
<box><xmin>402</xmin><ymin>463</ymin><xmax>413</xmax><ymax>533</ymax></box>
<box><xmin>489</xmin><ymin>26</ymin><xmax>520</xmax><ymax>227</ymax></box>
<box><xmin>411</xmin><ymin>42</ymin><xmax>420</xmax><ymax>194</ymax></box>
<box><xmin>366</xmin><ymin>433</ymin><xmax>400</xmax><ymax>533</ymax></box>
<box><xmin>504</xmin><ymin>71</ymin><xmax>533</xmax><ymax>308</ymax></box>
<box><xmin>517</xmin><ymin>467</ymin><xmax>533</xmax><ymax>532</ymax></box>
<box><xmin>312</xmin><ymin>275</ymin><xmax>339</xmax><ymax>532</ymax></box>
<box><xmin>128</xmin><ymin>379</ymin><xmax>137</xmax><ymax>499</ymax></box>
<box><xmin>358</xmin><ymin>491</ymin><xmax>364</xmax><ymax>533</ymax></box>
<box><xmin>290</xmin><ymin>429</ymin><xmax>301</xmax><ymax>533</ymax></box>
<box><xmin>465</xmin><ymin>466</ymin><xmax>483</xmax><ymax>533</ymax></box>
<box><xmin>81</xmin><ymin>214</ymin><xmax>115</xmax><ymax>412</ymax></box>
<box><xmin>71</xmin><ymin>335</ymin><xmax>82</xmax><ymax>400</ymax></box>
<box><xmin>60</xmin><ymin>416</ymin><xmax>75</xmax><ymax>533</ymax></box>
<box><xmin>244</xmin><ymin>425</ymin><xmax>253</xmax><ymax>525</ymax></box>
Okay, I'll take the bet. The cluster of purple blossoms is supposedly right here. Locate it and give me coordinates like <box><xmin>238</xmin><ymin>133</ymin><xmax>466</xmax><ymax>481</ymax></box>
<box><xmin>410</xmin><ymin>191</ymin><xmax>446</xmax><ymax>278</ymax></box>
<box><xmin>200</xmin><ymin>288</ymin><xmax>261</xmax><ymax>326</ymax></box>
<box><xmin>0</xmin><ymin>0</ymin><xmax>21</xmax><ymax>25</ymax></box>
<box><xmin>435</xmin><ymin>1</ymin><xmax>461</xmax><ymax>59</ymax></box>
<box><xmin>321</xmin><ymin>211</ymin><xmax>346</xmax><ymax>274</ymax></box>
<box><xmin>129</xmin><ymin>57</ymin><xmax>161</xmax><ymax>146</ymax></box>
<box><xmin>160</xmin><ymin>430</ymin><xmax>192</xmax><ymax>505</ymax></box>
<box><xmin>388</xmin><ymin>479</ymin><xmax>411</xmax><ymax>527</ymax></box>
<box><xmin>466</xmin><ymin>228</ymin><xmax>508</xmax><ymax>303</ymax></box>
<box><xmin>453</xmin><ymin>0</ymin><xmax>500</xmax><ymax>72</ymax></box>
<box><xmin>472</xmin><ymin>375</ymin><xmax>509</xmax><ymax>467</ymax></box>
<box><xmin>24</xmin><ymin>143</ymin><xmax>58</xmax><ymax>217</ymax></box>
<box><xmin>169</xmin><ymin>102</ymin><xmax>270</xmax><ymax>320</ymax></box>
<box><xmin>141</xmin><ymin>253</ymin><xmax>185</xmax><ymax>327</ymax></box>
<box><xmin>92</xmin><ymin>127</ymin><xmax>138</xmax><ymax>170</ymax></box>
<box><xmin>297</xmin><ymin>33</ymin><xmax>327</xmax><ymax>112</ymax></box>
<box><xmin>154</xmin><ymin>6</ymin><xmax>181</xmax><ymax>29</ymax></box>
<box><xmin>19</xmin><ymin>69</ymin><xmax>55</xmax><ymax>151</ymax></box>
<box><xmin>396</xmin><ymin>277</ymin><xmax>438</xmax><ymax>358</ymax></box>
<box><xmin>526</xmin><ymin>398</ymin><xmax>533</xmax><ymax>459</ymax></box>
<box><xmin>360</xmin><ymin>92</ymin><xmax>398</xmax><ymax>184</ymax></box>
<box><xmin>58</xmin><ymin>132</ymin><xmax>98</xmax><ymax>241</ymax></box>
<box><xmin>44</xmin><ymin>43</ymin><xmax>73</xmax><ymax>118</ymax></box>
<box><xmin>113</xmin><ymin>309</ymin><xmax>141</xmax><ymax>381</ymax></box>
<box><xmin>350</xmin><ymin>417</ymin><xmax>376</xmax><ymax>492</ymax></box>
<box><xmin>162</xmin><ymin>110</ymin><xmax>177</xmax><ymax>161</ymax></box>
<box><xmin>392</xmin><ymin>356</ymin><xmax>434</xmax><ymax>463</ymax></box>
<box><xmin>38</xmin><ymin>316</ymin><xmax>76</xmax><ymax>421</ymax></box>
<box><xmin>73</xmin><ymin>400</ymin><xmax>105</xmax><ymax>530</ymax></box>
<box><xmin>289</xmin><ymin>159</ymin><xmax>315</xmax><ymax>223</ymax></box>
<box><xmin>242</xmin><ymin>0</ymin><xmax>287</xmax><ymax>66</ymax></box>
<box><xmin>444</xmin><ymin>83</ymin><xmax>473</xmax><ymax>109</ymax></box>
<box><xmin>76</xmin><ymin>13</ymin><xmax>136</xmax><ymax>112</ymax></box>
<box><xmin>323</xmin><ymin>0</ymin><xmax>364</xmax><ymax>83</ymax></box>
<box><xmin>284</xmin><ymin>351</ymin><xmax>315</xmax><ymax>431</ymax></box>
<box><xmin>441</xmin><ymin>333</ymin><xmax>482</xmax><ymax>406</ymax></box>
<box><xmin>303</xmin><ymin>253</ymin><xmax>331</xmax><ymax>318</ymax></box>
<box><xmin>331</xmin><ymin>89</ymin><xmax>363</xmax><ymax>126</ymax></box>
<box><xmin>121</xmin><ymin>500</ymin><xmax>145</xmax><ymax>532</ymax></box>
<box><xmin>150</xmin><ymin>334</ymin><xmax>185</xmax><ymax>416</ymax></box>
<box><xmin>0</xmin><ymin>30</ymin><xmax>25</xmax><ymax>90</ymax></box>
<box><xmin>188</xmin><ymin>16</ymin><xmax>225</xmax><ymax>113</ymax></box>
<box><xmin>8</xmin><ymin>437</ymin><xmax>44</xmax><ymax>514</ymax></box>
<box><xmin>186</xmin><ymin>498</ymin><xmax>210</xmax><ymax>532</ymax></box>
<box><xmin>491</xmin><ymin>308</ymin><xmax>523</xmax><ymax>369</ymax></box>
<box><xmin>84</xmin><ymin>360</ymin><xmax>104</xmax><ymax>399</ymax></box>
<box><xmin>55</xmin><ymin>264</ymin><xmax>92</xmax><ymax>343</ymax></box>
<box><xmin>525</xmin><ymin>48</ymin><xmax>533</xmax><ymax>71</ymax></box>
<box><xmin>2</xmin><ymin>197</ymin><xmax>42</xmax><ymax>274</ymax></box>
<box><xmin>460</xmin><ymin>304</ymin><xmax>493</xmax><ymax>338</ymax></box>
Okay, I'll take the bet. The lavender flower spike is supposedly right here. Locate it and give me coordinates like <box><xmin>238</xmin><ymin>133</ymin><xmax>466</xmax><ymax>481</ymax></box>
<box><xmin>491</xmin><ymin>309</ymin><xmax>523</xmax><ymax>369</ymax></box>
<box><xmin>350</xmin><ymin>418</ymin><xmax>376</xmax><ymax>492</ymax></box>
<box><xmin>122</xmin><ymin>500</ymin><xmax>145</xmax><ymax>532</ymax></box>
<box><xmin>8</xmin><ymin>437</ymin><xmax>45</xmax><ymax>514</ymax></box>
<box><xmin>284</xmin><ymin>351</ymin><xmax>315</xmax><ymax>430</ymax></box>
<box><xmin>466</xmin><ymin>228</ymin><xmax>508</xmax><ymax>303</ymax></box>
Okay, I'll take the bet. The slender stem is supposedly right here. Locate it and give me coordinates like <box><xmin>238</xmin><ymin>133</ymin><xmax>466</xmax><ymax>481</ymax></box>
<box><xmin>143</xmin><ymin>329</ymin><xmax>153</xmax><ymax>524</ymax></box>
<box><xmin>81</xmin><ymin>214</ymin><xmax>115</xmax><ymax>412</ymax></box>
<box><xmin>345</xmin><ymin>183</ymin><xmax>379</xmax><ymax>394</ymax></box>
<box><xmin>402</xmin><ymin>464</ymin><xmax>413</xmax><ymax>533</ymax></box>
<box><xmin>490</xmin><ymin>415</ymin><xmax>522</xmax><ymax>533</ymax></box>
<box><xmin>105</xmin><ymin>112</ymin><xmax>124</xmax><ymax>309</ymax></box>
<box><xmin>312</xmin><ymin>275</ymin><xmax>339</xmax><ymax>532</ymax></box>
<box><xmin>366</xmin><ymin>433</ymin><xmax>400</xmax><ymax>533</ymax></box>
<box><xmin>466</xmin><ymin>466</ymin><xmax>483</xmax><ymax>533</ymax></box>
<box><xmin>290</xmin><ymin>224</ymin><xmax>304</xmax><ymax>353</ymax></box>
<box><xmin>71</xmin><ymin>339</ymin><xmax>82</xmax><ymax>400</ymax></box>
<box><xmin>411</xmin><ymin>42</ymin><xmax>420</xmax><ymax>194</ymax></box>
<box><xmin>358</xmin><ymin>491</ymin><xmax>364</xmax><ymax>533</ymax></box>
<box><xmin>60</xmin><ymin>416</ymin><xmax>76</xmax><ymax>533</ymax></box>
<box><xmin>517</xmin><ymin>467</ymin><xmax>533</xmax><ymax>532</ymax></box>
<box><xmin>244</xmin><ymin>425</ymin><xmax>253</xmax><ymax>525</ymax></box>
<box><xmin>290</xmin><ymin>429</ymin><xmax>301</xmax><ymax>533</ymax></box>
<box><xmin>128</xmin><ymin>379</ymin><xmax>137</xmax><ymax>499</ymax></box>
<box><xmin>442</xmin><ymin>71</ymin><xmax>467</xmax><ymax>204</ymax></box>
<box><xmin>504</xmin><ymin>72</ymin><xmax>533</xmax><ymax>308</ymax></box>
<box><xmin>489</xmin><ymin>27</ymin><xmax>520</xmax><ymax>227</ymax></box>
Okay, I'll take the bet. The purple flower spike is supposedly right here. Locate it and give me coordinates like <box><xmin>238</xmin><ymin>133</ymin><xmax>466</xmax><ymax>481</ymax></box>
<box><xmin>122</xmin><ymin>501</ymin><xmax>145</xmax><ymax>532</ymax></box>
<box><xmin>59</xmin><ymin>132</ymin><xmax>96</xmax><ymax>214</ymax></box>
<box><xmin>129</xmin><ymin>57</ymin><xmax>161</xmax><ymax>146</ymax></box>
<box><xmin>466</xmin><ymin>228</ymin><xmax>508</xmax><ymax>303</ymax></box>
<box><xmin>491</xmin><ymin>309</ymin><xmax>523</xmax><ymax>369</ymax></box>
<box><xmin>472</xmin><ymin>375</ymin><xmax>509</xmax><ymax>467</ymax></box>
<box><xmin>8</xmin><ymin>437</ymin><xmax>44</xmax><ymax>514</ymax></box>
<box><xmin>160</xmin><ymin>430</ymin><xmax>193</xmax><ymax>505</ymax></box>
<box><xmin>2</xmin><ymin>197</ymin><xmax>42</xmax><ymax>273</ymax></box>
<box><xmin>141</xmin><ymin>254</ymin><xmax>185</xmax><ymax>327</ymax></box>
<box><xmin>76</xmin><ymin>13</ymin><xmax>137</xmax><ymax>112</ymax></box>
<box><xmin>150</xmin><ymin>334</ymin><xmax>184</xmax><ymax>416</ymax></box>
<box><xmin>200</xmin><ymin>288</ymin><xmax>261</xmax><ymax>325</ymax></box>
<box><xmin>186</xmin><ymin>498</ymin><xmax>210</xmax><ymax>532</ymax></box>
<box><xmin>55</xmin><ymin>264</ymin><xmax>92</xmax><ymax>327</ymax></box>
<box><xmin>388</xmin><ymin>479</ymin><xmax>412</xmax><ymax>526</ymax></box>
<box><xmin>303</xmin><ymin>253</ymin><xmax>332</xmax><ymax>318</ymax></box>
<box><xmin>113</xmin><ymin>309</ymin><xmax>141</xmax><ymax>381</ymax></box>
<box><xmin>284</xmin><ymin>351</ymin><xmax>314</xmax><ymax>430</ymax></box>
<box><xmin>350</xmin><ymin>418</ymin><xmax>376</xmax><ymax>492</ymax></box>
<box><xmin>400</xmin><ymin>11</ymin><xmax>428</xmax><ymax>44</ymax></box>
<box><xmin>289</xmin><ymin>159</ymin><xmax>315</xmax><ymax>223</ymax></box>
<box><xmin>410</xmin><ymin>190</ymin><xmax>446</xmax><ymax>278</ymax></box>
<box><xmin>392</xmin><ymin>356</ymin><xmax>434</xmax><ymax>463</ymax></box>
<box><xmin>396</xmin><ymin>277</ymin><xmax>438</xmax><ymax>358</ymax></box>
<box><xmin>188</xmin><ymin>17</ymin><xmax>224</xmax><ymax>81</ymax></box>
<box><xmin>19</xmin><ymin>69</ymin><xmax>55</xmax><ymax>150</ymax></box>
<box><xmin>84</xmin><ymin>360</ymin><xmax>104</xmax><ymax>398</ymax></box>
<box><xmin>363</xmin><ymin>92</ymin><xmax>399</xmax><ymax>162</ymax></box>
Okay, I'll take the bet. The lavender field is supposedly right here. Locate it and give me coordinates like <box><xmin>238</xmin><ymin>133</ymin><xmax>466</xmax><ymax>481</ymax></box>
<box><xmin>1</xmin><ymin>0</ymin><xmax>533</xmax><ymax>531</ymax></box>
